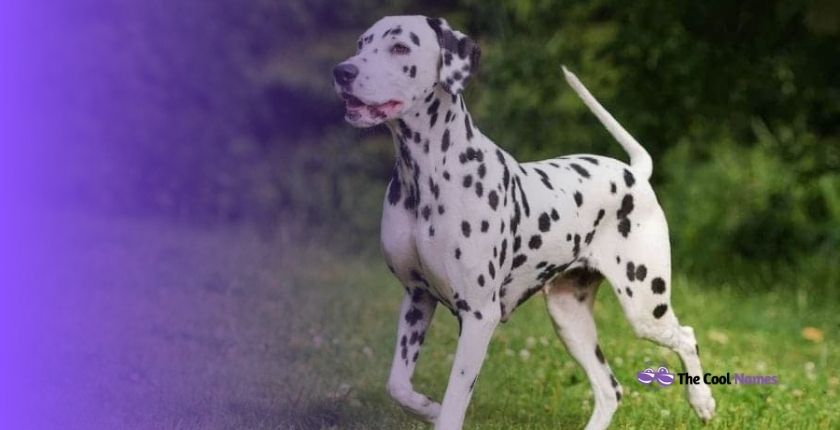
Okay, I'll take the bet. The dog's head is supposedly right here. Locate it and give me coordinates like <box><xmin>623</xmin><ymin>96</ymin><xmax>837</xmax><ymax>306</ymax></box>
<box><xmin>333</xmin><ymin>15</ymin><xmax>480</xmax><ymax>127</ymax></box>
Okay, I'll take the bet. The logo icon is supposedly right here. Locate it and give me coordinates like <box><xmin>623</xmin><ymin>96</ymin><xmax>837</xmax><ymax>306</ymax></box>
<box><xmin>637</xmin><ymin>367</ymin><xmax>675</xmax><ymax>386</ymax></box>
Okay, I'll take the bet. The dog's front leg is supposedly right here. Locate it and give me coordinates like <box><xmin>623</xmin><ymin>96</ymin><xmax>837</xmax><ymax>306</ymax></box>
<box><xmin>387</xmin><ymin>288</ymin><xmax>439</xmax><ymax>422</ymax></box>
<box><xmin>435</xmin><ymin>304</ymin><xmax>500</xmax><ymax>430</ymax></box>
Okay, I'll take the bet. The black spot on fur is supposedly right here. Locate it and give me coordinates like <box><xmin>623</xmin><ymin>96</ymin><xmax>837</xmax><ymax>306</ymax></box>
<box><xmin>463</xmin><ymin>174</ymin><xmax>473</xmax><ymax>188</ymax></box>
<box><xmin>624</xmin><ymin>169</ymin><xmax>635</xmax><ymax>187</ymax></box>
<box><xmin>514</xmin><ymin>176</ymin><xmax>530</xmax><ymax>216</ymax></box>
<box><xmin>574</xmin><ymin>191</ymin><xmax>583</xmax><ymax>207</ymax></box>
<box><xmin>528</xmin><ymin>235</ymin><xmax>542</xmax><ymax>249</ymax></box>
<box><xmin>595</xmin><ymin>345</ymin><xmax>605</xmax><ymax>364</ymax></box>
<box><xmin>410</xmin><ymin>32</ymin><xmax>420</xmax><ymax>46</ymax></box>
<box><xmin>580</xmin><ymin>156</ymin><xmax>599</xmax><ymax>165</ymax></box>
<box><xmin>427</xmin><ymin>17</ymin><xmax>443</xmax><ymax>37</ymax></box>
<box><xmin>427</xmin><ymin>98</ymin><xmax>440</xmax><ymax>115</ymax></box>
<box><xmin>512</xmin><ymin>254</ymin><xmax>527</xmax><ymax>269</ymax></box>
<box><xmin>441</xmin><ymin>129</ymin><xmax>450</xmax><ymax>152</ymax></box>
<box><xmin>405</xmin><ymin>307</ymin><xmax>423</xmax><ymax>325</ymax></box>
<box><xmin>594</xmin><ymin>209</ymin><xmax>605</xmax><ymax>226</ymax></box>
<box><xmin>455</xmin><ymin>248</ymin><xmax>461</xmax><ymax>259</ymax></box>
<box><xmin>534</xmin><ymin>168</ymin><xmax>553</xmax><ymax>190</ymax></box>
<box><xmin>618</xmin><ymin>219</ymin><xmax>631</xmax><ymax>237</ymax></box>
<box><xmin>617</xmin><ymin>194</ymin><xmax>634</xmax><ymax>218</ymax></box>
<box><xmin>625</xmin><ymin>287</ymin><xmax>633</xmax><ymax>297</ymax></box>
<box><xmin>481</xmin><ymin>220</ymin><xmax>489</xmax><ymax>232</ymax></box>
<box><xmin>550</xmin><ymin>208</ymin><xmax>560</xmax><ymax>221</ymax></box>
<box><xmin>499</xmin><ymin>239</ymin><xmax>507</xmax><ymax>266</ymax></box>
<box><xmin>488</xmin><ymin>190</ymin><xmax>499</xmax><ymax>210</ymax></box>
<box><xmin>461</xmin><ymin>221</ymin><xmax>471</xmax><ymax>237</ymax></box>
<box><xmin>473</xmin><ymin>311</ymin><xmax>482</xmax><ymax>320</ymax></box>
<box><xmin>570</xmin><ymin>163</ymin><xmax>591</xmax><ymax>178</ymax></box>
<box><xmin>411</xmin><ymin>288</ymin><xmax>425</xmax><ymax>302</ymax></box>
<box><xmin>477</xmin><ymin>274</ymin><xmax>485</xmax><ymax>287</ymax></box>
<box><xmin>635</xmin><ymin>264</ymin><xmax>647</xmax><ymax>281</ymax></box>
<box><xmin>626</xmin><ymin>262</ymin><xmax>636</xmax><ymax>281</ymax></box>
<box><xmin>651</xmin><ymin>277</ymin><xmax>667</xmax><ymax>294</ymax></box>
<box><xmin>653</xmin><ymin>304</ymin><xmax>668</xmax><ymax>319</ymax></box>
<box><xmin>616</xmin><ymin>194</ymin><xmax>634</xmax><ymax>237</ymax></box>
<box><xmin>610</xmin><ymin>182</ymin><xmax>617</xmax><ymax>194</ymax></box>
<box><xmin>538</xmin><ymin>213</ymin><xmax>551</xmax><ymax>232</ymax></box>
<box><xmin>513</xmin><ymin>285</ymin><xmax>543</xmax><ymax>309</ymax></box>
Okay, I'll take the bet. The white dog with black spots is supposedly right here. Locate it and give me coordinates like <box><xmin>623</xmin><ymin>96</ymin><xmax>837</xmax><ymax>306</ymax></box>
<box><xmin>332</xmin><ymin>15</ymin><xmax>716</xmax><ymax>430</ymax></box>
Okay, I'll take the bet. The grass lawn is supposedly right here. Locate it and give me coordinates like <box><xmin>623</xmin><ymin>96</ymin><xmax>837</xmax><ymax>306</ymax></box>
<box><xmin>46</xmin><ymin>214</ymin><xmax>839</xmax><ymax>429</ymax></box>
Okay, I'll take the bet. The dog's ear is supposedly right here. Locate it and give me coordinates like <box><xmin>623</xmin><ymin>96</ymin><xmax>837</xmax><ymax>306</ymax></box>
<box><xmin>427</xmin><ymin>17</ymin><xmax>481</xmax><ymax>95</ymax></box>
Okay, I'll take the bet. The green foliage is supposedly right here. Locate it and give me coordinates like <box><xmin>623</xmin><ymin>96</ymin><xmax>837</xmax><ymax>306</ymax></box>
<box><xmin>458</xmin><ymin>0</ymin><xmax>840</xmax><ymax>285</ymax></box>
<box><xmin>80</xmin><ymin>0</ymin><xmax>839</xmax><ymax>288</ymax></box>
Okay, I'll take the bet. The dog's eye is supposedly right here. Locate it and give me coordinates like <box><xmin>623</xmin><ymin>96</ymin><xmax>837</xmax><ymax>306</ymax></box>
<box><xmin>390</xmin><ymin>43</ymin><xmax>411</xmax><ymax>55</ymax></box>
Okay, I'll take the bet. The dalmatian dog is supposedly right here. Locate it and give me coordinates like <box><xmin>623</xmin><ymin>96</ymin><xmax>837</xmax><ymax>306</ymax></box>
<box><xmin>332</xmin><ymin>15</ymin><xmax>716</xmax><ymax>430</ymax></box>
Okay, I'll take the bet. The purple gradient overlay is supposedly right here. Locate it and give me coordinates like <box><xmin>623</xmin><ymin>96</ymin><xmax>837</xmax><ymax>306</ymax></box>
<box><xmin>2</xmin><ymin>1</ymin><xmax>330</xmax><ymax>427</ymax></box>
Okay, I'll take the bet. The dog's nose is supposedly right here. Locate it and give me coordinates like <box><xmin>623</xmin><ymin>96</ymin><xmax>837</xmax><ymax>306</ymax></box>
<box><xmin>333</xmin><ymin>63</ymin><xmax>359</xmax><ymax>86</ymax></box>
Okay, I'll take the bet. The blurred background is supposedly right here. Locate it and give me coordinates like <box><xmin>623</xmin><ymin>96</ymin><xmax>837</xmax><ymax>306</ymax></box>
<box><xmin>35</xmin><ymin>0</ymin><xmax>840</xmax><ymax>289</ymax></box>
<box><xmin>4</xmin><ymin>0</ymin><xmax>840</xmax><ymax>428</ymax></box>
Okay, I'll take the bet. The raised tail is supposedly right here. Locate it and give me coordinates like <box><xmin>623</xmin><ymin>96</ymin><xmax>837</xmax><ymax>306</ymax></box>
<box><xmin>562</xmin><ymin>66</ymin><xmax>653</xmax><ymax>180</ymax></box>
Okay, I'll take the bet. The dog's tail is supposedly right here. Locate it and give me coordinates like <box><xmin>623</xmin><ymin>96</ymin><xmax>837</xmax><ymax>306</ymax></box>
<box><xmin>562</xmin><ymin>66</ymin><xmax>653</xmax><ymax>180</ymax></box>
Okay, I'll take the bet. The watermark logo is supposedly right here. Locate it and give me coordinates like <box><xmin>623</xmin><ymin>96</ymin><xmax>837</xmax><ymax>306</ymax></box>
<box><xmin>636</xmin><ymin>366</ymin><xmax>779</xmax><ymax>386</ymax></box>
<box><xmin>636</xmin><ymin>367</ymin><xmax>675</xmax><ymax>386</ymax></box>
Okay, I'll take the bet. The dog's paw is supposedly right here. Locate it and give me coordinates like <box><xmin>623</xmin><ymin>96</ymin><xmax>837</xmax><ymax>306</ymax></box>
<box><xmin>412</xmin><ymin>397</ymin><xmax>440</xmax><ymax>424</ymax></box>
<box><xmin>688</xmin><ymin>384</ymin><xmax>716</xmax><ymax>422</ymax></box>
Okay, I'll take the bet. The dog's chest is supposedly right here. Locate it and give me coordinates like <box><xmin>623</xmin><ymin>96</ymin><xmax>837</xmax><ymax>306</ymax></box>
<box><xmin>380</xmin><ymin>163</ymin><xmax>510</xmax><ymax>303</ymax></box>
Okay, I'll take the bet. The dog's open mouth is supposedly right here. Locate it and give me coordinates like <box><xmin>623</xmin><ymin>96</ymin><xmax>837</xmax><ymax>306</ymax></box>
<box><xmin>341</xmin><ymin>92</ymin><xmax>402</xmax><ymax>121</ymax></box>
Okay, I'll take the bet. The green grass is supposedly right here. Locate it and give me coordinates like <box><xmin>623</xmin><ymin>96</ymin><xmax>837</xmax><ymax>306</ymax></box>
<box><xmin>281</xmin><ymin>242</ymin><xmax>839</xmax><ymax>429</ymax></box>
<box><xmin>56</xmin><ymin>215</ymin><xmax>838</xmax><ymax>429</ymax></box>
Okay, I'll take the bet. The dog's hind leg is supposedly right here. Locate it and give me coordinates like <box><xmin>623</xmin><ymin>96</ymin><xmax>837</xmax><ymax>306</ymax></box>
<box><xmin>544</xmin><ymin>270</ymin><xmax>621</xmax><ymax>430</ymax></box>
<box><xmin>594</xmin><ymin>206</ymin><xmax>716</xmax><ymax>422</ymax></box>
<box><xmin>387</xmin><ymin>288</ymin><xmax>440</xmax><ymax>422</ymax></box>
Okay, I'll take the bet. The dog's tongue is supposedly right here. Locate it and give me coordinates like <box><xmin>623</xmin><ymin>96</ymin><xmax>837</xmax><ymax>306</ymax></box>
<box><xmin>342</xmin><ymin>92</ymin><xmax>402</xmax><ymax>123</ymax></box>
<box><xmin>368</xmin><ymin>101</ymin><xmax>400</xmax><ymax>118</ymax></box>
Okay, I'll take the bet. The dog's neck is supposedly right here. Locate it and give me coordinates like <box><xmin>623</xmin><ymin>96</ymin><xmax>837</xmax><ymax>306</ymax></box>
<box><xmin>385</xmin><ymin>85</ymin><xmax>496</xmax><ymax>205</ymax></box>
